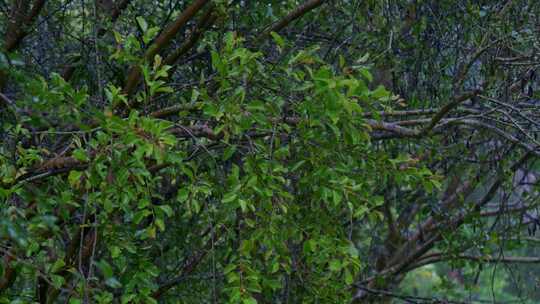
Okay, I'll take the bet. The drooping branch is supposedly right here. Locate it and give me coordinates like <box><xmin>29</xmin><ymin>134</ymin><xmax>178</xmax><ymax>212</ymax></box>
<box><xmin>440</xmin><ymin>119</ymin><xmax>540</xmax><ymax>157</ymax></box>
<box><xmin>371</xmin><ymin>114</ymin><xmax>540</xmax><ymax>157</ymax></box>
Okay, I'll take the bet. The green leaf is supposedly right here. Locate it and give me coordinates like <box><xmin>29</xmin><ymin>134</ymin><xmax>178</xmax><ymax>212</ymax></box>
<box><xmin>68</xmin><ymin>171</ymin><xmax>82</xmax><ymax>187</ymax></box>
<box><xmin>121</xmin><ymin>294</ymin><xmax>136</xmax><ymax>304</ymax></box>
<box><xmin>243</xmin><ymin>296</ymin><xmax>257</xmax><ymax>304</ymax></box>
<box><xmin>222</xmin><ymin>192</ymin><xmax>237</xmax><ymax>204</ymax></box>
<box><xmin>270</xmin><ymin>31</ymin><xmax>285</xmax><ymax>48</ymax></box>
<box><xmin>50</xmin><ymin>259</ymin><xmax>65</xmax><ymax>273</ymax></box>
<box><xmin>344</xmin><ymin>269</ymin><xmax>353</xmax><ymax>285</ymax></box>
<box><xmin>158</xmin><ymin>205</ymin><xmax>174</xmax><ymax>217</ymax></box>
<box><xmin>110</xmin><ymin>246</ymin><xmax>121</xmax><ymax>259</ymax></box>
<box><xmin>177</xmin><ymin>188</ymin><xmax>189</xmax><ymax>202</ymax></box>
<box><xmin>155</xmin><ymin>218</ymin><xmax>165</xmax><ymax>231</ymax></box>
<box><xmin>223</xmin><ymin>145</ymin><xmax>237</xmax><ymax>161</ymax></box>
<box><xmin>105</xmin><ymin>277</ymin><xmax>122</xmax><ymax>288</ymax></box>
<box><xmin>270</xmin><ymin>262</ymin><xmax>279</xmax><ymax>273</ymax></box>
<box><xmin>238</xmin><ymin>199</ymin><xmax>248</xmax><ymax>212</ymax></box>
<box><xmin>371</xmin><ymin>85</ymin><xmax>390</xmax><ymax>98</ymax></box>
<box><xmin>136</xmin><ymin>16</ymin><xmax>148</xmax><ymax>33</ymax></box>
<box><xmin>224</xmin><ymin>264</ymin><xmax>236</xmax><ymax>274</ymax></box>
<box><xmin>359</xmin><ymin>68</ymin><xmax>373</xmax><ymax>82</ymax></box>
<box><xmin>203</xmin><ymin>103</ymin><xmax>220</xmax><ymax>117</ymax></box>
<box><xmin>50</xmin><ymin>274</ymin><xmax>65</xmax><ymax>289</ymax></box>
<box><xmin>329</xmin><ymin>259</ymin><xmax>341</xmax><ymax>272</ymax></box>
<box><xmin>246</xmin><ymin>100</ymin><xmax>266</xmax><ymax>112</ymax></box>
<box><xmin>97</xmin><ymin>260</ymin><xmax>114</xmax><ymax>278</ymax></box>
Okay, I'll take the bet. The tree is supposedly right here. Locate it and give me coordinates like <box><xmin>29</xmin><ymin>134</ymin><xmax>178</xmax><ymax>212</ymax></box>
<box><xmin>0</xmin><ymin>0</ymin><xmax>539</xmax><ymax>303</ymax></box>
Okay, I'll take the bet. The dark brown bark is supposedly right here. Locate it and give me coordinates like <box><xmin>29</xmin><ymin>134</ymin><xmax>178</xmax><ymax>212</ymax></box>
<box><xmin>122</xmin><ymin>0</ymin><xmax>211</xmax><ymax>97</ymax></box>
<box><xmin>4</xmin><ymin>0</ymin><xmax>46</xmax><ymax>52</ymax></box>
<box><xmin>163</xmin><ymin>5</ymin><xmax>216</xmax><ymax>67</ymax></box>
<box><xmin>44</xmin><ymin>225</ymin><xmax>97</xmax><ymax>304</ymax></box>
<box><xmin>0</xmin><ymin>251</ymin><xmax>17</xmax><ymax>294</ymax></box>
<box><xmin>111</xmin><ymin>0</ymin><xmax>132</xmax><ymax>22</ymax></box>
<box><xmin>1</xmin><ymin>0</ymin><xmax>46</xmax><ymax>90</ymax></box>
<box><xmin>257</xmin><ymin>0</ymin><xmax>327</xmax><ymax>39</ymax></box>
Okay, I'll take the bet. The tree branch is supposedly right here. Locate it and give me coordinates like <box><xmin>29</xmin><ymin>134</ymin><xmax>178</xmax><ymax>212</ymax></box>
<box><xmin>163</xmin><ymin>4</ymin><xmax>216</xmax><ymax>67</ymax></box>
<box><xmin>151</xmin><ymin>225</ymin><xmax>225</xmax><ymax>299</ymax></box>
<box><xmin>409</xmin><ymin>253</ymin><xmax>540</xmax><ymax>271</ymax></box>
<box><xmin>257</xmin><ymin>0</ymin><xmax>327</xmax><ymax>40</ymax></box>
<box><xmin>4</xmin><ymin>0</ymin><xmax>46</xmax><ymax>52</ymax></box>
<box><xmin>122</xmin><ymin>0</ymin><xmax>211</xmax><ymax>97</ymax></box>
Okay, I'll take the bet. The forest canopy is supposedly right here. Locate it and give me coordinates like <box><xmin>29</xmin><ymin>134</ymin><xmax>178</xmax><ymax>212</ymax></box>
<box><xmin>1</xmin><ymin>0</ymin><xmax>540</xmax><ymax>303</ymax></box>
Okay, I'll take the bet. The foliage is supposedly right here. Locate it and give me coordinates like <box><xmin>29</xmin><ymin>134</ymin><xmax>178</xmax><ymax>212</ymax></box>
<box><xmin>0</xmin><ymin>1</ymin><xmax>539</xmax><ymax>303</ymax></box>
